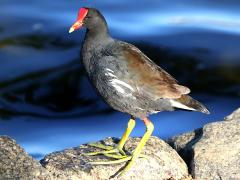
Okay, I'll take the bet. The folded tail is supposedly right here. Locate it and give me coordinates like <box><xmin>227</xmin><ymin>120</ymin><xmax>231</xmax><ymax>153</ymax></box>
<box><xmin>169</xmin><ymin>95</ymin><xmax>210</xmax><ymax>114</ymax></box>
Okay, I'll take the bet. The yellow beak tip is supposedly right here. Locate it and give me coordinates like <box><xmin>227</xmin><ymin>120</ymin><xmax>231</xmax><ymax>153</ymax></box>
<box><xmin>69</xmin><ymin>27</ymin><xmax>75</xmax><ymax>33</ymax></box>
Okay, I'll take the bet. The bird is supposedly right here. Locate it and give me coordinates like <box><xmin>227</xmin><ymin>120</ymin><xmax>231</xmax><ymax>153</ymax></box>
<box><xmin>69</xmin><ymin>7</ymin><xmax>210</xmax><ymax>176</ymax></box>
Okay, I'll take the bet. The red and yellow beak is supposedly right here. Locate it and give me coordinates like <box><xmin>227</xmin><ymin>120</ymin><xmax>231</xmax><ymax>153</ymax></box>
<box><xmin>69</xmin><ymin>8</ymin><xmax>88</xmax><ymax>33</ymax></box>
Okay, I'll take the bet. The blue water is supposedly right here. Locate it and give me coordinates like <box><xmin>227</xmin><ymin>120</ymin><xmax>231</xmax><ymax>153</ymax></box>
<box><xmin>0</xmin><ymin>1</ymin><xmax>239</xmax><ymax>159</ymax></box>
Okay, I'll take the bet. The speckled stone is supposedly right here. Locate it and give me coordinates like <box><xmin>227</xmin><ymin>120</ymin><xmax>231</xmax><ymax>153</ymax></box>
<box><xmin>41</xmin><ymin>136</ymin><xmax>191</xmax><ymax>180</ymax></box>
<box><xmin>168</xmin><ymin>108</ymin><xmax>240</xmax><ymax>180</ymax></box>
<box><xmin>225</xmin><ymin>108</ymin><xmax>240</xmax><ymax>121</ymax></box>
<box><xmin>0</xmin><ymin>136</ymin><xmax>51</xmax><ymax>180</ymax></box>
<box><xmin>3</xmin><ymin>108</ymin><xmax>239</xmax><ymax>180</ymax></box>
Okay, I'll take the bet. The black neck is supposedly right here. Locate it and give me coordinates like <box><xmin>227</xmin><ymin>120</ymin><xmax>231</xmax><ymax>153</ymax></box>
<box><xmin>86</xmin><ymin>26</ymin><xmax>109</xmax><ymax>40</ymax></box>
<box><xmin>87</xmin><ymin>19</ymin><xmax>109</xmax><ymax>38</ymax></box>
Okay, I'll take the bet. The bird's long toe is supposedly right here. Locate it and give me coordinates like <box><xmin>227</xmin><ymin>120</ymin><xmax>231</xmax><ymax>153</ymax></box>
<box><xmin>89</xmin><ymin>153</ymin><xmax>148</xmax><ymax>177</ymax></box>
<box><xmin>83</xmin><ymin>142</ymin><xmax>127</xmax><ymax>159</ymax></box>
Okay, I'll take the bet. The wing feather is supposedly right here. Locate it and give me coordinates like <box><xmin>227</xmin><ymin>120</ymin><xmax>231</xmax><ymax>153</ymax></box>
<box><xmin>120</xmin><ymin>42</ymin><xmax>190</xmax><ymax>99</ymax></box>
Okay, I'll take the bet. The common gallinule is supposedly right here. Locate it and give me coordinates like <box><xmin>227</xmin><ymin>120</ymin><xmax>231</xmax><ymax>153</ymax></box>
<box><xmin>69</xmin><ymin>7</ymin><xmax>209</xmax><ymax>176</ymax></box>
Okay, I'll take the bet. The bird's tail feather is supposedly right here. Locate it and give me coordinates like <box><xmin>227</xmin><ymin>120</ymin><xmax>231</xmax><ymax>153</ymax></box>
<box><xmin>171</xmin><ymin>95</ymin><xmax>210</xmax><ymax>114</ymax></box>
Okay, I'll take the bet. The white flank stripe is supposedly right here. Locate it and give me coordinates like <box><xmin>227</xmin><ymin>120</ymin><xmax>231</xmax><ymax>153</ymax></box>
<box><xmin>105</xmin><ymin>69</ymin><xmax>117</xmax><ymax>78</ymax></box>
<box><xmin>105</xmin><ymin>72</ymin><xmax>117</xmax><ymax>78</ymax></box>
<box><xmin>110</xmin><ymin>79</ymin><xmax>134</xmax><ymax>91</ymax></box>
<box><xmin>111</xmin><ymin>84</ymin><xmax>126</xmax><ymax>94</ymax></box>
<box><xmin>169</xmin><ymin>99</ymin><xmax>196</xmax><ymax>111</ymax></box>
<box><xmin>106</xmin><ymin>68</ymin><xmax>114</xmax><ymax>73</ymax></box>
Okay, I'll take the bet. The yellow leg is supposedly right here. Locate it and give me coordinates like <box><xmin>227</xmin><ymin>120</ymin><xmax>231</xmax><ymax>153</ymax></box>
<box><xmin>118</xmin><ymin>117</ymin><xmax>136</xmax><ymax>150</ymax></box>
<box><xmin>119</xmin><ymin>118</ymin><xmax>154</xmax><ymax>176</ymax></box>
<box><xmin>84</xmin><ymin>116</ymin><xmax>136</xmax><ymax>158</ymax></box>
<box><xmin>90</xmin><ymin>117</ymin><xmax>154</xmax><ymax>177</ymax></box>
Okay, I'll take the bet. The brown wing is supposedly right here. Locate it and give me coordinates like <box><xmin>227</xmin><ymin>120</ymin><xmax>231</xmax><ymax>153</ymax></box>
<box><xmin>120</xmin><ymin>43</ymin><xmax>190</xmax><ymax>99</ymax></box>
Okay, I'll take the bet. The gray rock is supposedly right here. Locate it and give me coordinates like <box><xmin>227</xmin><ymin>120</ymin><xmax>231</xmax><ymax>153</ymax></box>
<box><xmin>0</xmin><ymin>136</ymin><xmax>51</xmax><ymax>180</ymax></box>
<box><xmin>225</xmin><ymin>108</ymin><xmax>240</xmax><ymax>122</ymax></box>
<box><xmin>3</xmin><ymin>108</ymin><xmax>240</xmax><ymax>180</ymax></box>
<box><xmin>41</xmin><ymin>137</ymin><xmax>191</xmax><ymax>180</ymax></box>
<box><xmin>168</xmin><ymin>108</ymin><xmax>240</xmax><ymax>179</ymax></box>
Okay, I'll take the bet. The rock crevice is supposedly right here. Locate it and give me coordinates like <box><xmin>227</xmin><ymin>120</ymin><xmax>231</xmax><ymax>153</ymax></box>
<box><xmin>168</xmin><ymin>108</ymin><xmax>240</xmax><ymax>179</ymax></box>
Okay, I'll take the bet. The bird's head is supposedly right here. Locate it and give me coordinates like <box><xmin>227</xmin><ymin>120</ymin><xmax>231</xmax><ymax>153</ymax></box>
<box><xmin>69</xmin><ymin>7</ymin><xmax>107</xmax><ymax>33</ymax></box>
